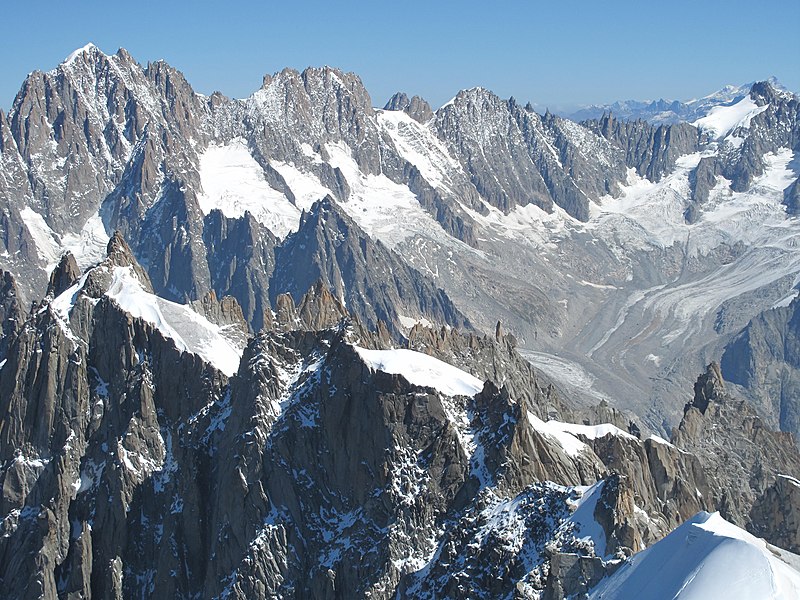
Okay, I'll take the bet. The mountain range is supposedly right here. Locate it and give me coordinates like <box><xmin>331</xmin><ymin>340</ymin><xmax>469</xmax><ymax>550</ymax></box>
<box><xmin>1</xmin><ymin>44</ymin><xmax>799</xmax><ymax>598</ymax></box>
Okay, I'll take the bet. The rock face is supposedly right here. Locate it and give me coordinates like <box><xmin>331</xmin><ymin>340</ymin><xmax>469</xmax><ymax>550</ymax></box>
<box><xmin>584</xmin><ymin>114</ymin><xmax>701</xmax><ymax>183</ymax></box>
<box><xmin>0</xmin><ymin>236</ymin><xmax>232</xmax><ymax>600</ymax></box>
<box><xmin>721</xmin><ymin>296</ymin><xmax>800</xmax><ymax>443</ymax></box>
<box><xmin>270</xmin><ymin>196</ymin><xmax>470</xmax><ymax>337</ymax></box>
<box><xmin>0</xmin><ymin>269</ymin><xmax>23</xmax><ymax>360</ymax></box>
<box><xmin>673</xmin><ymin>363</ymin><xmax>800</xmax><ymax>549</ymax></box>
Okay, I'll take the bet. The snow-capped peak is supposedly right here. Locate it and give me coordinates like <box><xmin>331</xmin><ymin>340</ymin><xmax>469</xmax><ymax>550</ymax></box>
<box><xmin>63</xmin><ymin>43</ymin><xmax>103</xmax><ymax>65</ymax></box>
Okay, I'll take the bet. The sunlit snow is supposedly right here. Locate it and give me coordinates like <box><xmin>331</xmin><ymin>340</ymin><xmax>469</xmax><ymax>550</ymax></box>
<box><xmin>377</xmin><ymin>110</ymin><xmax>463</xmax><ymax>191</ymax></box>
<box><xmin>590</xmin><ymin>511</ymin><xmax>800</xmax><ymax>599</ymax></box>
<box><xmin>105</xmin><ymin>267</ymin><xmax>244</xmax><ymax>376</ymax></box>
<box><xmin>49</xmin><ymin>265</ymin><xmax>244</xmax><ymax>376</ymax></box>
<box><xmin>268</xmin><ymin>160</ymin><xmax>332</xmax><ymax>211</ymax></box>
<box><xmin>19</xmin><ymin>208</ymin><xmax>109</xmax><ymax>273</ymax></box>
<box><xmin>19</xmin><ymin>207</ymin><xmax>63</xmax><ymax>267</ymax></box>
<box><xmin>325</xmin><ymin>141</ymin><xmax>449</xmax><ymax>249</ymax></box>
<box><xmin>353</xmin><ymin>346</ymin><xmax>484</xmax><ymax>397</ymax></box>
<box><xmin>197</xmin><ymin>138</ymin><xmax>301</xmax><ymax>238</ymax></box>
<box><xmin>693</xmin><ymin>95</ymin><xmax>769</xmax><ymax>140</ymax></box>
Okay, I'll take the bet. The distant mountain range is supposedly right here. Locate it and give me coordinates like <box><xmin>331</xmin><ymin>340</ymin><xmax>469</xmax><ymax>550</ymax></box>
<box><xmin>564</xmin><ymin>76</ymin><xmax>790</xmax><ymax>124</ymax></box>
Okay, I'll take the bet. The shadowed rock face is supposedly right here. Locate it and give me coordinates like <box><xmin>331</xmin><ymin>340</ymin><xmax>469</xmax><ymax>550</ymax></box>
<box><xmin>270</xmin><ymin>196</ymin><xmax>471</xmax><ymax>338</ymax></box>
<box><xmin>721</xmin><ymin>297</ymin><xmax>800</xmax><ymax>444</ymax></box>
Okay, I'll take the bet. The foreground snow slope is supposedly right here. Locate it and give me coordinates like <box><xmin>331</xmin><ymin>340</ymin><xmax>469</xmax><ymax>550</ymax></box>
<box><xmin>590</xmin><ymin>511</ymin><xmax>800</xmax><ymax>599</ymax></box>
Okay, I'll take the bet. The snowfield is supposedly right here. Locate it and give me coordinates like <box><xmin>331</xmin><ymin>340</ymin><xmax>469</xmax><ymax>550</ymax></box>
<box><xmin>197</xmin><ymin>138</ymin><xmax>302</xmax><ymax>238</ymax></box>
<box><xmin>590</xmin><ymin>511</ymin><xmax>800</xmax><ymax>599</ymax></box>
<box><xmin>693</xmin><ymin>95</ymin><xmax>769</xmax><ymax>140</ymax></box>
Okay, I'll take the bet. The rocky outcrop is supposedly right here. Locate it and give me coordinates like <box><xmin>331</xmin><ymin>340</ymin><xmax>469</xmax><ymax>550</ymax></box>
<box><xmin>384</xmin><ymin>92</ymin><xmax>434</xmax><ymax>123</ymax></box>
<box><xmin>584</xmin><ymin>113</ymin><xmax>701</xmax><ymax>182</ymax></box>
<box><xmin>686</xmin><ymin>155</ymin><xmax>722</xmax><ymax>221</ymax></box>
<box><xmin>3</xmin><ymin>257</ymin><xmax>800</xmax><ymax>598</ymax></box>
<box><xmin>46</xmin><ymin>252</ymin><xmax>80</xmax><ymax>298</ymax></box>
<box><xmin>750</xmin><ymin>475</ymin><xmax>800</xmax><ymax>553</ymax></box>
<box><xmin>0</xmin><ymin>240</ymin><xmax>230</xmax><ymax>599</ymax></box>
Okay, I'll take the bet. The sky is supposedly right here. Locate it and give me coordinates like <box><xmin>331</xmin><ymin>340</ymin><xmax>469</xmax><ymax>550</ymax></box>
<box><xmin>1</xmin><ymin>0</ymin><xmax>798</xmax><ymax>112</ymax></box>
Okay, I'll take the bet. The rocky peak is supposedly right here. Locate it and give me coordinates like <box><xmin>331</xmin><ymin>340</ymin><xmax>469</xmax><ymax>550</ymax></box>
<box><xmin>190</xmin><ymin>289</ymin><xmax>248</xmax><ymax>330</ymax></box>
<box><xmin>106</xmin><ymin>230</ymin><xmax>139</xmax><ymax>268</ymax></box>
<box><xmin>673</xmin><ymin>365</ymin><xmax>800</xmax><ymax>547</ymax></box>
<box><xmin>271</xmin><ymin>280</ymin><xmax>350</xmax><ymax>333</ymax></box>
<box><xmin>749</xmin><ymin>79</ymin><xmax>781</xmax><ymax>106</ymax></box>
<box><xmin>295</xmin><ymin>279</ymin><xmax>349</xmax><ymax>330</ymax></box>
<box><xmin>45</xmin><ymin>252</ymin><xmax>80</xmax><ymax>297</ymax></box>
<box><xmin>145</xmin><ymin>58</ymin><xmax>208</xmax><ymax>136</ymax></box>
<box><xmin>60</xmin><ymin>42</ymin><xmax>105</xmax><ymax>66</ymax></box>
<box><xmin>6</xmin><ymin>43</ymin><xmax>172</xmax><ymax>234</ymax></box>
<box><xmin>79</xmin><ymin>231</ymin><xmax>154</xmax><ymax>298</ymax></box>
<box><xmin>384</xmin><ymin>92</ymin><xmax>434</xmax><ymax>123</ymax></box>
<box><xmin>690</xmin><ymin>362</ymin><xmax>725</xmax><ymax>414</ymax></box>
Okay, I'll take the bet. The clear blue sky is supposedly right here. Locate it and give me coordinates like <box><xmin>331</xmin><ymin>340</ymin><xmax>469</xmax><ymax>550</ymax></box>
<box><xmin>1</xmin><ymin>0</ymin><xmax>798</xmax><ymax>112</ymax></box>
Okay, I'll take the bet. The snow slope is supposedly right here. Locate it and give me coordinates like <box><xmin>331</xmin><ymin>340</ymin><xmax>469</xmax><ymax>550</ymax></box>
<box><xmin>693</xmin><ymin>95</ymin><xmax>769</xmax><ymax>140</ymax></box>
<box><xmin>324</xmin><ymin>141</ymin><xmax>451</xmax><ymax>249</ymax></box>
<box><xmin>19</xmin><ymin>207</ymin><xmax>110</xmax><ymax>273</ymax></box>
<box><xmin>376</xmin><ymin>109</ymin><xmax>463</xmax><ymax>191</ymax></box>
<box><xmin>50</xmin><ymin>266</ymin><xmax>244</xmax><ymax>376</ymax></box>
<box><xmin>590</xmin><ymin>511</ymin><xmax>800</xmax><ymax>599</ymax></box>
<box><xmin>197</xmin><ymin>138</ymin><xmax>301</xmax><ymax>238</ymax></box>
<box><xmin>353</xmin><ymin>346</ymin><xmax>484</xmax><ymax>397</ymax></box>
<box><xmin>105</xmin><ymin>267</ymin><xmax>244</xmax><ymax>376</ymax></box>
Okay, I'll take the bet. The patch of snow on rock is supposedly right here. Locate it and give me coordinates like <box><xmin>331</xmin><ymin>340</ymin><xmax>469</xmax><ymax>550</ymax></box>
<box><xmin>353</xmin><ymin>346</ymin><xmax>483</xmax><ymax>397</ymax></box>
